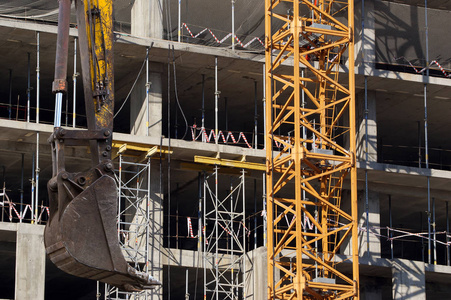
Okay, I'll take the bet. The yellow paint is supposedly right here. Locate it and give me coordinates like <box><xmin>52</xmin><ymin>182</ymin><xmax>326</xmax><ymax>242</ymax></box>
<box><xmin>194</xmin><ymin>155</ymin><xmax>265</xmax><ymax>171</ymax></box>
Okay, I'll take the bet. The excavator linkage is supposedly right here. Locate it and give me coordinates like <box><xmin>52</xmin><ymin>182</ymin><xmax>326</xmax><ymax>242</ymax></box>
<box><xmin>44</xmin><ymin>0</ymin><xmax>159</xmax><ymax>291</ymax></box>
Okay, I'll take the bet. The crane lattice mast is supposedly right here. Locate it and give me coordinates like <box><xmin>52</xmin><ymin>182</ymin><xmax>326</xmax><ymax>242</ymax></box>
<box><xmin>264</xmin><ymin>0</ymin><xmax>359</xmax><ymax>298</ymax></box>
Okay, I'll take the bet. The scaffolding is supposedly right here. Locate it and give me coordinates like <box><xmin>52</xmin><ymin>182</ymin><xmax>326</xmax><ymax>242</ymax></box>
<box><xmin>203</xmin><ymin>166</ymin><xmax>249</xmax><ymax>300</ymax></box>
<box><xmin>103</xmin><ymin>153</ymin><xmax>152</xmax><ymax>299</ymax></box>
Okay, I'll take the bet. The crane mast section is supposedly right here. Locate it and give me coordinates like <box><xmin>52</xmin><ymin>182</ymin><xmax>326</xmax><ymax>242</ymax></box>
<box><xmin>265</xmin><ymin>0</ymin><xmax>359</xmax><ymax>299</ymax></box>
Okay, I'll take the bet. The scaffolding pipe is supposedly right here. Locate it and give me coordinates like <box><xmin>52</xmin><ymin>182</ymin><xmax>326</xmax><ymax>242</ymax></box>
<box><xmin>185</xmin><ymin>268</ymin><xmax>189</xmax><ymax>299</ymax></box>
<box><xmin>35</xmin><ymin>134</ymin><xmax>39</xmax><ymax>223</ymax></box>
<box><xmin>254</xmin><ymin>81</ymin><xmax>258</xmax><ymax>149</ymax></box>
<box><xmin>35</xmin><ymin>32</ymin><xmax>40</xmax><ymax>224</ymax></box>
<box><xmin>36</xmin><ymin>32</ymin><xmax>40</xmax><ymax>124</ymax></box>
<box><xmin>203</xmin><ymin>172</ymin><xmax>207</xmax><ymax>300</ymax></box>
<box><xmin>27</xmin><ymin>52</ymin><xmax>31</xmax><ymax>123</ymax></box>
<box><xmin>178</xmin><ymin>0</ymin><xmax>181</xmax><ymax>42</ymax></box>
<box><xmin>447</xmin><ymin>201</ymin><xmax>450</xmax><ymax>266</ymax></box>
<box><xmin>176</xmin><ymin>183</ymin><xmax>179</xmax><ymax>249</ymax></box>
<box><xmin>214</xmin><ymin>166</ymin><xmax>218</xmax><ymax>300</ymax></box>
<box><xmin>146</xmin><ymin>47</ymin><xmax>149</xmax><ymax>136</ymax></box>
<box><xmin>418</xmin><ymin>121</ymin><xmax>421</xmax><ymax>168</ymax></box>
<box><xmin>389</xmin><ymin>194</ymin><xmax>393</xmax><ymax>259</ymax></box>
<box><xmin>8</xmin><ymin>69</ymin><xmax>12</xmax><ymax>120</ymax></box>
<box><xmin>31</xmin><ymin>153</ymin><xmax>35</xmax><ymax>222</ymax></box>
<box><xmin>72</xmin><ymin>37</ymin><xmax>77</xmax><ymax>128</ymax></box>
<box><xmin>168</xmin><ymin>89</ymin><xmax>172</xmax><ymax>299</ymax></box>
<box><xmin>146</xmin><ymin>158</ymin><xmax>151</xmax><ymax>276</ymax></box>
<box><xmin>215</xmin><ymin>57</ymin><xmax>219</xmax><ymax>144</ymax></box>
<box><xmin>202</xmin><ymin>74</ymin><xmax>205</xmax><ymax>142</ymax></box>
<box><xmin>425</xmin><ymin>0</ymin><xmax>432</xmax><ymax>265</ymax></box>
<box><xmin>241</xmin><ymin>169</ymin><xmax>246</xmax><ymax>299</ymax></box>
<box><xmin>194</xmin><ymin>172</ymin><xmax>202</xmax><ymax>299</ymax></box>
<box><xmin>254</xmin><ymin>178</ymin><xmax>257</xmax><ymax>249</ymax></box>
<box><xmin>433</xmin><ymin>197</ymin><xmax>437</xmax><ymax>265</ymax></box>
<box><xmin>231</xmin><ymin>0</ymin><xmax>235</xmax><ymax>50</ymax></box>
<box><xmin>20</xmin><ymin>153</ymin><xmax>24</xmax><ymax>223</ymax></box>
<box><xmin>230</xmin><ymin>177</ymin><xmax>234</xmax><ymax>297</ymax></box>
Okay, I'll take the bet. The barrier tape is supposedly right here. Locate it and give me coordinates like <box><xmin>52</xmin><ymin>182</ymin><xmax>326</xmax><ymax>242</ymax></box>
<box><xmin>219</xmin><ymin>222</ymin><xmax>232</xmax><ymax>235</ymax></box>
<box><xmin>203</xmin><ymin>225</ymin><xmax>208</xmax><ymax>245</ymax></box>
<box><xmin>2</xmin><ymin>195</ymin><xmax>50</xmax><ymax>222</ymax></box>
<box><xmin>190</xmin><ymin>126</ymin><xmax>253</xmax><ymax>149</ymax></box>
<box><xmin>394</xmin><ymin>56</ymin><xmax>451</xmax><ymax>78</ymax></box>
<box><xmin>187</xmin><ymin>217</ymin><xmax>195</xmax><ymax>238</ymax></box>
<box><xmin>181</xmin><ymin>23</ymin><xmax>264</xmax><ymax>49</ymax></box>
<box><xmin>241</xmin><ymin>221</ymin><xmax>251</xmax><ymax>237</ymax></box>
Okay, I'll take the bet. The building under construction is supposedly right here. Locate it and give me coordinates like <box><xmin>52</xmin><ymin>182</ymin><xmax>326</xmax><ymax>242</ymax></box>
<box><xmin>0</xmin><ymin>0</ymin><xmax>451</xmax><ymax>299</ymax></box>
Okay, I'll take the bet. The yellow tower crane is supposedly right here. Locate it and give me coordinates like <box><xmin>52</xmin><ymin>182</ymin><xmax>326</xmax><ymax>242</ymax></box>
<box><xmin>264</xmin><ymin>0</ymin><xmax>359</xmax><ymax>299</ymax></box>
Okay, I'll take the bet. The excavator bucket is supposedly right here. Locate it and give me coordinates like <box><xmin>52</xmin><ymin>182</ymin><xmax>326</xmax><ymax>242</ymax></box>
<box><xmin>45</xmin><ymin>162</ymin><xmax>159</xmax><ymax>292</ymax></box>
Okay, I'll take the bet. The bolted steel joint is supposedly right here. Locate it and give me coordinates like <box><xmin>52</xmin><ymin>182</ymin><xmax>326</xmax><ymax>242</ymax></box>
<box><xmin>103</xmin><ymin>129</ymin><xmax>111</xmax><ymax>137</ymax></box>
<box><xmin>104</xmin><ymin>162</ymin><xmax>114</xmax><ymax>172</ymax></box>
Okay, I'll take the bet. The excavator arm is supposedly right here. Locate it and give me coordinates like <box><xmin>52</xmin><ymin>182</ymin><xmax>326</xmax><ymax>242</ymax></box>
<box><xmin>45</xmin><ymin>0</ymin><xmax>159</xmax><ymax>291</ymax></box>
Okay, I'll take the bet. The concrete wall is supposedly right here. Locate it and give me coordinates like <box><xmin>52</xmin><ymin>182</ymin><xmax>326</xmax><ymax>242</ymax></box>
<box><xmin>375</xmin><ymin>1</ymin><xmax>451</xmax><ymax>68</ymax></box>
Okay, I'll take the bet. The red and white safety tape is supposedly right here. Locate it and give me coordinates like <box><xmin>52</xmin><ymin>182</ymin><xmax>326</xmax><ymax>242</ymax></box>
<box><xmin>181</xmin><ymin>23</ymin><xmax>264</xmax><ymax>49</ymax></box>
<box><xmin>219</xmin><ymin>222</ymin><xmax>232</xmax><ymax>235</ymax></box>
<box><xmin>395</xmin><ymin>56</ymin><xmax>451</xmax><ymax>78</ymax></box>
<box><xmin>203</xmin><ymin>225</ymin><xmax>209</xmax><ymax>245</ymax></box>
<box><xmin>190</xmin><ymin>126</ymin><xmax>253</xmax><ymax>149</ymax></box>
<box><xmin>187</xmin><ymin>217</ymin><xmax>195</xmax><ymax>238</ymax></box>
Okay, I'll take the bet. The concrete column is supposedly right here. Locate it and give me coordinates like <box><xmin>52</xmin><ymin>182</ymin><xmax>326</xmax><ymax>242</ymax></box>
<box><xmin>355</xmin><ymin>0</ymin><xmax>376</xmax><ymax>74</ymax></box>
<box><xmin>131</xmin><ymin>0</ymin><xmax>164</xmax><ymax>39</ymax></box>
<box><xmin>392</xmin><ymin>258</ymin><xmax>426</xmax><ymax>300</ymax></box>
<box><xmin>148</xmin><ymin>164</ymin><xmax>163</xmax><ymax>299</ymax></box>
<box><xmin>130</xmin><ymin>0</ymin><xmax>164</xmax><ymax>137</ymax></box>
<box><xmin>360</xmin><ymin>191</ymin><xmax>381</xmax><ymax>258</ymax></box>
<box><xmin>356</xmin><ymin>90</ymin><xmax>377</xmax><ymax>162</ymax></box>
<box><xmin>130</xmin><ymin>66</ymin><xmax>163</xmax><ymax>137</ymax></box>
<box><xmin>14</xmin><ymin>224</ymin><xmax>45</xmax><ymax>300</ymax></box>
<box><xmin>245</xmin><ymin>247</ymin><xmax>267</xmax><ymax>299</ymax></box>
<box><xmin>343</xmin><ymin>190</ymin><xmax>381</xmax><ymax>258</ymax></box>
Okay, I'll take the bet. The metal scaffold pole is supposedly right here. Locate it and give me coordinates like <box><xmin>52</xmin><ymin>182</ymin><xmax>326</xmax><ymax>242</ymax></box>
<box><xmin>27</xmin><ymin>52</ymin><xmax>31</xmax><ymax>123</ymax></box>
<box><xmin>265</xmin><ymin>0</ymin><xmax>359</xmax><ymax>298</ymax></box>
<box><xmin>214</xmin><ymin>57</ymin><xmax>219</xmax><ymax>144</ymax></box>
<box><xmin>424</xmin><ymin>0</ymin><xmax>432</xmax><ymax>265</ymax></box>
<box><xmin>202</xmin><ymin>164</ymin><xmax>248</xmax><ymax>299</ymax></box>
